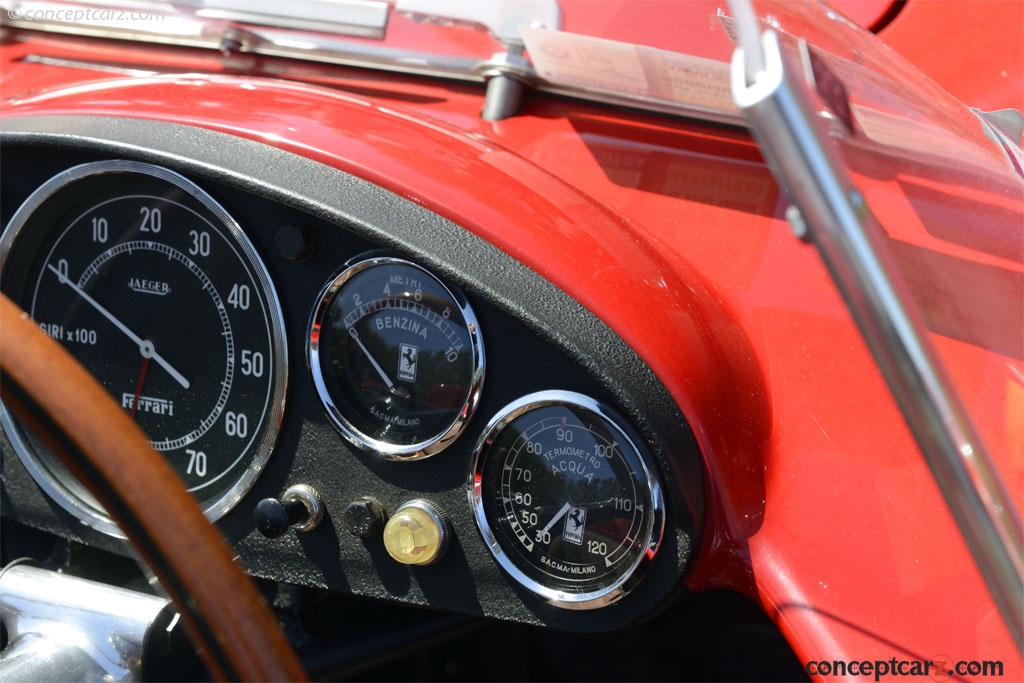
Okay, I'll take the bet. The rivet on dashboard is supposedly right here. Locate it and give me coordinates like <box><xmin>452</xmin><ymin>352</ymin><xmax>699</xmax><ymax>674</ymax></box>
<box><xmin>275</xmin><ymin>224</ymin><xmax>315</xmax><ymax>261</ymax></box>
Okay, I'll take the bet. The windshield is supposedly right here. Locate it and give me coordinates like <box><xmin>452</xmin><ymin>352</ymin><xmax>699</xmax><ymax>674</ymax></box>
<box><xmin>0</xmin><ymin>1</ymin><xmax>1016</xmax><ymax>134</ymax></box>
<box><xmin>2</xmin><ymin>0</ymin><xmax>1021</xmax><ymax>439</ymax></box>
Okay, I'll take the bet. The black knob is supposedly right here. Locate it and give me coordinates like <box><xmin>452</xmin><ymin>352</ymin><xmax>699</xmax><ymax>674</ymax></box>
<box><xmin>254</xmin><ymin>497</ymin><xmax>309</xmax><ymax>538</ymax></box>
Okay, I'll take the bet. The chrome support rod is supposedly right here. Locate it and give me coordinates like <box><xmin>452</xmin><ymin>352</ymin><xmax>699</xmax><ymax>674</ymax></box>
<box><xmin>0</xmin><ymin>563</ymin><xmax>169</xmax><ymax>681</ymax></box>
<box><xmin>729</xmin><ymin>28</ymin><xmax>1023</xmax><ymax>649</ymax></box>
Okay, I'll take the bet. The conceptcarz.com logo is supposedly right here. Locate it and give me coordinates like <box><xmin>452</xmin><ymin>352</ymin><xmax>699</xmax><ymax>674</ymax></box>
<box><xmin>804</xmin><ymin>656</ymin><xmax>1004</xmax><ymax>681</ymax></box>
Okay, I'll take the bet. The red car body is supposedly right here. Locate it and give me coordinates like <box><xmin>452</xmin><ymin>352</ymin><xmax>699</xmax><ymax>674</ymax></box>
<box><xmin>1</xmin><ymin>1</ymin><xmax>1021</xmax><ymax>680</ymax></box>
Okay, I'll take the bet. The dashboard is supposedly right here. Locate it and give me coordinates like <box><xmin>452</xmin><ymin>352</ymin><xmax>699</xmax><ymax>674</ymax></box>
<box><xmin>0</xmin><ymin>117</ymin><xmax>704</xmax><ymax>632</ymax></box>
<box><xmin>2</xmin><ymin>1</ymin><xmax>1023</xmax><ymax>678</ymax></box>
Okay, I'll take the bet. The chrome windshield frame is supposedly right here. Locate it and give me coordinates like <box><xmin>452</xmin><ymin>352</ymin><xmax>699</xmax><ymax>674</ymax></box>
<box><xmin>729</xmin><ymin>19</ymin><xmax>1024</xmax><ymax>651</ymax></box>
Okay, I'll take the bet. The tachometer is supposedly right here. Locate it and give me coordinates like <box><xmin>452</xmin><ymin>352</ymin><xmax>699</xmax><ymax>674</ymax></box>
<box><xmin>309</xmin><ymin>256</ymin><xmax>484</xmax><ymax>460</ymax></box>
<box><xmin>471</xmin><ymin>391</ymin><xmax>664</xmax><ymax>609</ymax></box>
<box><xmin>0</xmin><ymin>160</ymin><xmax>287</xmax><ymax>536</ymax></box>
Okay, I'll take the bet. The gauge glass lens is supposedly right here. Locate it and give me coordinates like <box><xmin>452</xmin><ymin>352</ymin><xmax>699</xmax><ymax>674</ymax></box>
<box><xmin>0</xmin><ymin>161</ymin><xmax>287</xmax><ymax>535</ymax></box>
<box><xmin>309</xmin><ymin>257</ymin><xmax>484</xmax><ymax>459</ymax></box>
<box><xmin>471</xmin><ymin>391</ymin><xmax>664</xmax><ymax>609</ymax></box>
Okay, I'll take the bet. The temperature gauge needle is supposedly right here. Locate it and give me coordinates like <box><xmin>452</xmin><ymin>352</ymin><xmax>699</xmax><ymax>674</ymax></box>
<box><xmin>540</xmin><ymin>502</ymin><xmax>573</xmax><ymax>534</ymax></box>
<box><xmin>48</xmin><ymin>264</ymin><xmax>190</xmax><ymax>389</ymax></box>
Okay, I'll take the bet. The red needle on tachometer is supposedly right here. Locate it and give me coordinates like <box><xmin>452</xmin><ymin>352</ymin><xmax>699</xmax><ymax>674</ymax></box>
<box><xmin>129</xmin><ymin>355</ymin><xmax>151</xmax><ymax>419</ymax></box>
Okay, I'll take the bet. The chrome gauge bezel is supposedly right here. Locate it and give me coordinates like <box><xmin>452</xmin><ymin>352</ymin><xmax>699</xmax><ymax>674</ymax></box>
<box><xmin>0</xmin><ymin>160</ymin><xmax>288</xmax><ymax>537</ymax></box>
<box><xmin>470</xmin><ymin>390</ymin><xmax>665</xmax><ymax>610</ymax></box>
<box><xmin>308</xmin><ymin>256</ymin><xmax>485</xmax><ymax>460</ymax></box>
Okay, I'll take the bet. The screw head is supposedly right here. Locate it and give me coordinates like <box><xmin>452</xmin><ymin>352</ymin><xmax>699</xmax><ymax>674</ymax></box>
<box><xmin>343</xmin><ymin>496</ymin><xmax>386</xmax><ymax>539</ymax></box>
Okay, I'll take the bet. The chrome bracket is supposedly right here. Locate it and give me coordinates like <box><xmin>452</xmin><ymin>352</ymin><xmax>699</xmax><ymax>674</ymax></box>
<box><xmin>728</xmin><ymin>15</ymin><xmax>1024</xmax><ymax>650</ymax></box>
<box><xmin>395</xmin><ymin>0</ymin><xmax>563</xmax><ymax>120</ymax></box>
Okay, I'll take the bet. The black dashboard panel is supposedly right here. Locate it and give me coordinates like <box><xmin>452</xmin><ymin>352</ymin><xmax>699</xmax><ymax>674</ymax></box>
<box><xmin>0</xmin><ymin>116</ymin><xmax>704</xmax><ymax>631</ymax></box>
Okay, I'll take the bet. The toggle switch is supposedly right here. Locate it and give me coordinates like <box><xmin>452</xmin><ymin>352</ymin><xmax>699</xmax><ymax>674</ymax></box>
<box><xmin>254</xmin><ymin>484</ymin><xmax>323</xmax><ymax>538</ymax></box>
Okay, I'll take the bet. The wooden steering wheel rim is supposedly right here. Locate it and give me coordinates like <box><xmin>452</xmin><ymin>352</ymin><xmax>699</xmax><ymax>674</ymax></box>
<box><xmin>0</xmin><ymin>294</ymin><xmax>306</xmax><ymax>681</ymax></box>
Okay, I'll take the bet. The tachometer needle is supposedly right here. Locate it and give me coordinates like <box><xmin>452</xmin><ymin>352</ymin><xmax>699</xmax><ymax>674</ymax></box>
<box><xmin>47</xmin><ymin>264</ymin><xmax>190</xmax><ymax>389</ymax></box>
<box><xmin>129</xmin><ymin>355</ymin><xmax>151</xmax><ymax>418</ymax></box>
<box><xmin>347</xmin><ymin>327</ymin><xmax>395</xmax><ymax>389</ymax></box>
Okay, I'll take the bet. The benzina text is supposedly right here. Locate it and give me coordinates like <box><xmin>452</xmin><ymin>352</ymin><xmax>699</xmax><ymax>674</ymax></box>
<box><xmin>805</xmin><ymin>657</ymin><xmax>1003</xmax><ymax>681</ymax></box>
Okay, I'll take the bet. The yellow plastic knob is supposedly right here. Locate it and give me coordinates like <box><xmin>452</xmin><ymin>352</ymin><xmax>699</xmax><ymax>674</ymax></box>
<box><xmin>382</xmin><ymin>500</ymin><xmax>447</xmax><ymax>565</ymax></box>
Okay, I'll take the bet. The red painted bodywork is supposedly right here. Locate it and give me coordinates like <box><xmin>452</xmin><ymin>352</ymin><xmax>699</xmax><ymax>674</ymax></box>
<box><xmin>1</xmin><ymin>1</ymin><xmax>1020</xmax><ymax>679</ymax></box>
<box><xmin>879</xmin><ymin>0</ymin><xmax>1024</xmax><ymax>114</ymax></box>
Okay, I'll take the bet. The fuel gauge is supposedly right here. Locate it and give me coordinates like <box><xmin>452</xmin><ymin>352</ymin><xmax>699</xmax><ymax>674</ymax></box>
<box><xmin>309</xmin><ymin>256</ymin><xmax>484</xmax><ymax>460</ymax></box>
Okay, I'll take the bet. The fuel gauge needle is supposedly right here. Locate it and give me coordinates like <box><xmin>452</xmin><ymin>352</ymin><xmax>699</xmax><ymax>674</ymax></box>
<box><xmin>48</xmin><ymin>264</ymin><xmax>190</xmax><ymax>390</ymax></box>
<box><xmin>347</xmin><ymin>326</ymin><xmax>395</xmax><ymax>389</ymax></box>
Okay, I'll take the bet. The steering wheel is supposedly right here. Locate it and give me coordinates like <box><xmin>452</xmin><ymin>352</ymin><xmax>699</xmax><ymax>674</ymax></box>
<box><xmin>0</xmin><ymin>294</ymin><xmax>306</xmax><ymax>681</ymax></box>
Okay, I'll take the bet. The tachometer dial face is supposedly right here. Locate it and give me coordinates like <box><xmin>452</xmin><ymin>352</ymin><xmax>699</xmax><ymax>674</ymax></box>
<box><xmin>471</xmin><ymin>391</ymin><xmax>664</xmax><ymax>609</ymax></box>
<box><xmin>309</xmin><ymin>256</ymin><xmax>484</xmax><ymax>460</ymax></box>
<box><xmin>0</xmin><ymin>161</ymin><xmax>287</xmax><ymax>536</ymax></box>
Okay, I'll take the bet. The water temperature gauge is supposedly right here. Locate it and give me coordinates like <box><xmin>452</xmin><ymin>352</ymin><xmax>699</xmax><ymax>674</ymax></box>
<box><xmin>471</xmin><ymin>391</ymin><xmax>665</xmax><ymax>609</ymax></box>
<box><xmin>309</xmin><ymin>256</ymin><xmax>484</xmax><ymax>460</ymax></box>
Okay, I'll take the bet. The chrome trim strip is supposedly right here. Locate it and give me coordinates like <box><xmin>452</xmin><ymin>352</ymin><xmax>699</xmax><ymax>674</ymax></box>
<box><xmin>22</xmin><ymin>53</ymin><xmax>160</xmax><ymax>76</ymax></box>
<box><xmin>2</xmin><ymin>0</ymin><xmax>390</xmax><ymax>39</ymax></box>
<box><xmin>0</xmin><ymin>1</ymin><xmax>749</xmax><ymax>126</ymax></box>
<box><xmin>194</xmin><ymin>0</ymin><xmax>389</xmax><ymax>39</ymax></box>
<box><xmin>730</xmin><ymin>27</ymin><xmax>1024</xmax><ymax>650</ymax></box>
<box><xmin>395</xmin><ymin>0</ymin><xmax>563</xmax><ymax>44</ymax></box>
<box><xmin>0</xmin><ymin>1</ymin><xmax>483</xmax><ymax>82</ymax></box>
